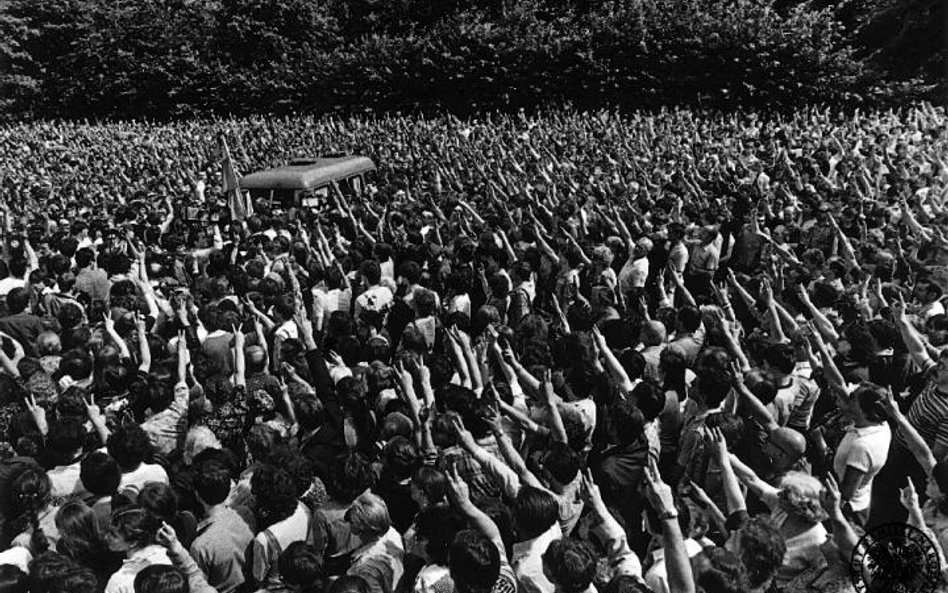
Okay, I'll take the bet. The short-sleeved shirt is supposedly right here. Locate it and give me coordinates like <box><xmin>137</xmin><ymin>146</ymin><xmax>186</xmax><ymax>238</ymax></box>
<box><xmin>899</xmin><ymin>360</ymin><xmax>948</xmax><ymax>452</ymax></box>
<box><xmin>832</xmin><ymin>423</ymin><xmax>892</xmax><ymax>511</ymax></box>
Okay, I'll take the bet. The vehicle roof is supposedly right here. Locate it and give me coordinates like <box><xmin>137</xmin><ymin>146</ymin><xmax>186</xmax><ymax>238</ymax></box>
<box><xmin>240</xmin><ymin>156</ymin><xmax>376</xmax><ymax>190</ymax></box>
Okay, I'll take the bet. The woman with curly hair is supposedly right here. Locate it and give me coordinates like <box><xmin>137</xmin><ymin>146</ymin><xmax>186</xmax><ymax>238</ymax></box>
<box><xmin>730</xmin><ymin>463</ymin><xmax>828</xmax><ymax>584</ymax></box>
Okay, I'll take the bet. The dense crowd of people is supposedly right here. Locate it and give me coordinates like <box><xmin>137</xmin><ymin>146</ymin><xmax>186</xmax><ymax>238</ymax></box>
<box><xmin>0</xmin><ymin>103</ymin><xmax>946</xmax><ymax>593</ymax></box>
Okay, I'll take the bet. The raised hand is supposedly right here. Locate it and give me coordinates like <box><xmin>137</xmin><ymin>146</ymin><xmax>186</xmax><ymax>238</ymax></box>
<box><xmin>84</xmin><ymin>393</ymin><xmax>105</xmax><ymax>428</ymax></box>
<box><xmin>134</xmin><ymin>311</ymin><xmax>147</xmax><ymax>335</ymax></box>
<box><xmin>643</xmin><ymin>455</ymin><xmax>676</xmax><ymax>516</ymax></box>
<box><xmin>24</xmin><ymin>395</ymin><xmax>48</xmax><ymax>435</ymax></box>
<box><xmin>445</xmin><ymin>460</ymin><xmax>472</xmax><ymax>508</ymax></box>
<box><xmin>580</xmin><ymin>468</ymin><xmax>604</xmax><ymax>508</ymax></box>
<box><xmin>450</xmin><ymin>415</ymin><xmax>477</xmax><ymax>451</ymax></box>
<box><xmin>327</xmin><ymin>350</ymin><xmax>346</xmax><ymax>368</ymax></box>
<box><xmin>900</xmin><ymin>477</ymin><xmax>921</xmax><ymax>512</ymax></box>
<box><xmin>103</xmin><ymin>310</ymin><xmax>116</xmax><ymax>334</ymax></box>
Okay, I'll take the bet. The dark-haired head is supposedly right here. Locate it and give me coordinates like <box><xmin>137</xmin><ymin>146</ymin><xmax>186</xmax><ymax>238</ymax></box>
<box><xmin>513</xmin><ymin>487</ymin><xmax>559</xmax><ymax>540</ymax></box>
<box><xmin>328</xmin><ymin>576</ymin><xmax>370</xmax><ymax>593</ymax></box>
<box><xmin>0</xmin><ymin>565</ymin><xmax>27</xmax><ymax>593</ymax></box>
<box><xmin>106</xmin><ymin>425</ymin><xmax>153</xmax><ymax>472</ymax></box>
<box><xmin>449</xmin><ymin>530</ymin><xmax>501</xmax><ymax>593</ymax></box>
<box><xmin>251</xmin><ymin>464</ymin><xmax>299</xmax><ymax>529</ymax></box>
<box><xmin>134</xmin><ymin>565</ymin><xmax>188</xmax><ymax>593</ymax></box>
<box><xmin>542</xmin><ymin>538</ymin><xmax>598</xmax><ymax>593</ymax></box>
<box><xmin>279</xmin><ymin>542</ymin><xmax>325</xmax><ymax>592</ymax></box>
<box><xmin>80</xmin><ymin>452</ymin><xmax>121</xmax><ymax>497</ymax></box>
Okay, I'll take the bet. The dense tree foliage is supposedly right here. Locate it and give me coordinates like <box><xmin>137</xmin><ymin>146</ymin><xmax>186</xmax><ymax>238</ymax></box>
<box><xmin>0</xmin><ymin>0</ymin><xmax>942</xmax><ymax>119</ymax></box>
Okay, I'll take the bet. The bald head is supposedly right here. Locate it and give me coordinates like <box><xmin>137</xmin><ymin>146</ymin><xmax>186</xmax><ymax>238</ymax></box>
<box><xmin>769</xmin><ymin>427</ymin><xmax>806</xmax><ymax>470</ymax></box>
<box><xmin>641</xmin><ymin>321</ymin><xmax>667</xmax><ymax>347</ymax></box>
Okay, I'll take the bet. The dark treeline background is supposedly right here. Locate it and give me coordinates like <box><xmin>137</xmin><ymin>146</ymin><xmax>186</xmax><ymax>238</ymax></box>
<box><xmin>0</xmin><ymin>0</ymin><xmax>944</xmax><ymax>120</ymax></box>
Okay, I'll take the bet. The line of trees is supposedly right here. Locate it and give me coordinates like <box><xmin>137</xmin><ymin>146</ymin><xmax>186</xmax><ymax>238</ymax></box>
<box><xmin>0</xmin><ymin>0</ymin><xmax>943</xmax><ymax>120</ymax></box>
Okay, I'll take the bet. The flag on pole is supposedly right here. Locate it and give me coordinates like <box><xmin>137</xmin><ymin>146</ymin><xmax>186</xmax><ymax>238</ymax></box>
<box><xmin>222</xmin><ymin>137</ymin><xmax>249</xmax><ymax>221</ymax></box>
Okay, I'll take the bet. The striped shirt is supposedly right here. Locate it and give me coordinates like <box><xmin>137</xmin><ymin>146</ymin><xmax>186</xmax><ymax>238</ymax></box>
<box><xmin>899</xmin><ymin>360</ymin><xmax>948</xmax><ymax>450</ymax></box>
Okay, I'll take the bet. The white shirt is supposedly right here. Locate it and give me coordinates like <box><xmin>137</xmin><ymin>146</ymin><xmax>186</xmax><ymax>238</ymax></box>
<box><xmin>48</xmin><ymin>460</ymin><xmax>86</xmax><ymax>499</ymax></box>
<box><xmin>512</xmin><ymin>523</ymin><xmax>562</xmax><ymax>593</ymax></box>
<box><xmin>119</xmin><ymin>463</ymin><xmax>169</xmax><ymax>496</ymax></box>
<box><xmin>0</xmin><ymin>546</ymin><xmax>31</xmax><ymax>573</ymax></box>
<box><xmin>105</xmin><ymin>545</ymin><xmax>173</xmax><ymax>593</ymax></box>
<box><xmin>833</xmin><ymin>423</ymin><xmax>892</xmax><ymax>511</ymax></box>
<box><xmin>0</xmin><ymin>277</ymin><xmax>24</xmax><ymax>299</ymax></box>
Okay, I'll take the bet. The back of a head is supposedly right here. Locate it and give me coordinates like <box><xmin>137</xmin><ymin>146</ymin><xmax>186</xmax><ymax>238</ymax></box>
<box><xmin>193</xmin><ymin>458</ymin><xmax>232</xmax><ymax>507</ymax></box>
<box><xmin>416</xmin><ymin>504</ymin><xmax>467</xmax><ymax>566</ymax></box>
<box><xmin>8</xmin><ymin>259</ymin><xmax>27</xmax><ymax>279</ymax></box>
<box><xmin>694</xmin><ymin>547</ymin><xmax>749</xmax><ymax>593</ymax></box>
<box><xmin>251</xmin><ymin>464</ymin><xmax>298</xmax><ymax>527</ymax></box>
<box><xmin>360</xmin><ymin>259</ymin><xmax>382</xmax><ymax>285</ymax></box>
<box><xmin>28</xmin><ymin>551</ymin><xmax>73</xmax><ymax>593</ymax></box>
<box><xmin>734</xmin><ymin>517</ymin><xmax>787</xmax><ymax>590</ymax></box>
<box><xmin>776</xmin><ymin>471</ymin><xmax>827</xmax><ymax>525</ymax></box>
<box><xmin>346</xmin><ymin>491</ymin><xmax>391</xmax><ymax>539</ymax></box>
<box><xmin>0</xmin><ymin>565</ymin><xmax>27</xmax><ymax>593</ymax></box>
<box><xmin>6</xmin><ymin>288</ymin><xmax>29</xmax><ymax>315</ymax></box>
<box><xmin>107</xmin><ymin>425</ymin><xmax>152</xmax><ymax>472</ymax></box>
<box><xmin>383</xmin><ymin>436</ymin><xmax>419</xmax><ymax>481</ymax></box>
<box><xmin>80</xmin><ymin>451</ymin><xmax>121</xmax><ymax>497</ymax></box>
<box><xmin>134</xmin><ymin>565</ymin><xmax>188</xmax><ymax>593</ymax></box>
<box><xmin>328</xmin><ymin>453</ymin><xmax>375</xmax><ymax>504</ymax></box>
<box><xmin>110</xmin><ymin>505</ymin><xmax>163</xmax><ymax>550</ymax></box>
<box><xmin>449</xmin><ymin>530</ymin><xmax>500</xmax><ymax>593</ymax></box>
<box><xmin>542</xmin><ymin>442</ymin><xmax>580</xmax><ymax>486</ymax></box>
<box><xmin>542</xmin><ymin>538</ymin><xmax>597</xmax><ymax>593</ymax></box>
<box><xmin>603</xmin><ymin>574</ymin><xmax>651</xmax><ymax>593</ymax></box>
<box><xmin>764</xmin><ymin>342</ymin><xmax>796</xmax><ymax>375</ymax></box>
<box><xmin>59</xmin><ymin>568</ymin><xmax>99</xmax><ymax>593</ymax></box>
<box><xmin>769</xmin><ymin>427</ymin><xmax>806</xmax><ymax>464</ymax></box>
<box><xmin>630</xmin><ymin>380</ymin><xmax>664</xmax><ymax>423</ymax></box>
<box><xmin>696</xmin><ymin>367</ymin><xmax>732</xmax><ymax>409</ymax></box>
<box><xmin>641</xmin><ymin>321</ymin><xmax>666</xmax><ymax>346</ymax></box>
<box><xmin>328</xmin><ymin>576</ymin><xmax>370</xmax><ymax>593</ymax></box>
<box><xmin>609</xmin><ymin>399</ymin><xmax>645</xmax><ymax>446</ymax></box>
<box><xmin>137</xmin><ymin>482</ymin><xmax>178</xmax><ymax>523</ymax></box>
<box><xmin>678</xmin><ymin>305</ymin><xmax>702</xmax><ymax>333</ymax></box>
<box><xmin>74</xmin><ymin>248</ymin><xmax>94</xmax><ymax>270</ymax></box>
<box><xmin>47</xmin><ymin>417</ymin><xmax>87</xmax><ymax>461</ymax></box>
<box><xmin>279</xmin><ymin>542</ymin><xmax>325</xmax><ymax>589</ymax></box>
<box><xmin>513</xmin><ymin>486</ymin><xmax>559</xmax><ymax>540</ymax></box>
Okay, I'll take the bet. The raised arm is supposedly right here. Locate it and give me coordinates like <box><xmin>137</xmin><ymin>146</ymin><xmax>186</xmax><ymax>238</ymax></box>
<box><xmin>881</xmin><ymin>387</ymin><xmax>936</xmax><ymax>476</ymax></box>
<box><xmin>644</xmin><ymin>457</ymin><xmax>695</xmax><ymax>593</ymax></box>
<box><xmin>797</xmin><ymin>285</ymin><xmax>839</xmax><ymax>344</ymax></box>
<box><xmin>706</xmin><ymin>426</ymin><xmax>747</xmax><ymax>519</ymax></box>
<box><xmin>453</xmin><ymin>415</ymin><xmax>521</xmax><ymax>499</ymax></box>
<box><xmin>232</xmin><ymin>324</ymin><xmax>246</xmax><ymax>388</ymax></box>
<box><xmin>446</xmin><ymin>463</ymin><xmax>508</xmax><ymax>556</ymax></box>
<box><xmin>591</xmin><ymin>325</ymin><xmax>632</xmax><ymax>394</ymax></box>
<box><xmin>892</xmin><ymin>292</ymin><xmax>935</xmax><ymax>369</ymax></box>
<box><xmin>540</xmin><ymin>369</ymin><xmax>569</xmax><ymax>444</ymax></box>
<box><xmin>103</xmin><ymin>311</ymin><xmax>132</xmax><ymax>360</ymax></box>
<box><xmin>134</xmin><ymin>312</ymin><xmax>151</xmax><ymax>373</ymax></box>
